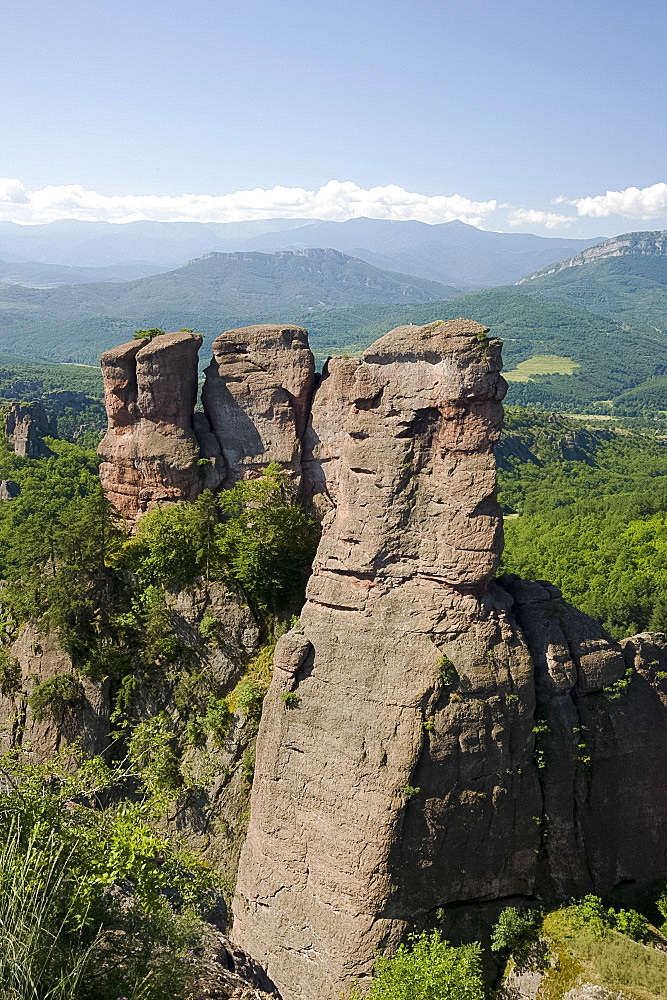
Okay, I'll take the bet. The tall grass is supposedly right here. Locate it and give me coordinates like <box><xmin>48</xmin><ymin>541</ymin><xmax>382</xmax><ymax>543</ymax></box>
<box><xmin>0</xmin><ymin>827</ymin><xmax>98</xmax><ymax>1000</ymax></box>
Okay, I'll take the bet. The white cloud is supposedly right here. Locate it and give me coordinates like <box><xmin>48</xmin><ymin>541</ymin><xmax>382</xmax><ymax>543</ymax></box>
<box><xmin>507</xmin><ymin>208</ymin><xmax>572</xmax><ymax>230</ymax></box>
<box><xmin>0</xmin><ymin>177</ymin><xmax>498</xmax><ymax>227</ymax></box>
<box><xmin>570</xmin><ymin>182</ymin><xmax>667</xmax><ymax>220</ymax></box>
<box><xmin>2</xmin><ymin>176</ymin><xmax>665</xmax><ymax>233</ymax></box>
<box><xmin>0</xmin><ymin>178</ymin><xmax>28</xmax><ymax>203</ymax></box>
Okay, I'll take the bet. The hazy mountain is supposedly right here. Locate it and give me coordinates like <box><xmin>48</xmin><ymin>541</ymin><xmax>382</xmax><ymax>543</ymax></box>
<box><xmin>240</xmin><ymin>218</ymin><xmax>600</xmax><ymax>287</ymax></box>
<box><xmin>0</xmin><ymin>248</ymin><xmax>459</xmax><ymax>362</ymax></box>
<box><xmin>0</xmin><ymin>218</ymin><xmax>311</xmax><ymax>269</ymax></box>
<box><xmin>517</xmin><ymin>230</ymin><xmax>667</xmax><ymax>335</ymax></box>
<box><xmin>0</xmin><ymin>217</ymin><xmax>598</xmax><ymax>287</ymax></box>
<box><xmin>0</xmin><ymin>257</ymin><xmax>162</xmax><ymax>287</ymax></box>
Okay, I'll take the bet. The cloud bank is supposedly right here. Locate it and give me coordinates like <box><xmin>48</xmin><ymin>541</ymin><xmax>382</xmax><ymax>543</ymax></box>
<box><xmin>0</xmin><ymin>177</ymin><xmax>665</xmax><ymax>232</ymax></box>
<box><xmin>0</xmin><ymin>178</ymin><xmax>497</xmax><ymax>228</ymax></box>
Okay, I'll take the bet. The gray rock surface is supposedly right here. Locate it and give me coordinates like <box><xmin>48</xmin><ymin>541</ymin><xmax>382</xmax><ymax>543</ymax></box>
<box><xmin>4</xmin><ymin>401</ymin><xmax>54</xmax><ymax>458</ymax></box>
<box><xmin>0</xmin><ymin>480</ymin><xmax>20</xmax><ymax>500</ymax></box>
<box><xmin>201</xmin><ymin>325</ymin><xmax>315</xmax><ymax>489</ymax></box>
<box><xmin>0</xmin><ymin>621</ymin><xmax>110</xmax><ymax>761</ymax></box>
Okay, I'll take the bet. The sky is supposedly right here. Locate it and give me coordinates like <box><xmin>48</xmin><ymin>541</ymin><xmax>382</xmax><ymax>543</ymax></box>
<box><xmin>1</xmin><ymin>0</ymin><xmax>666</xmax><ymax>236</ymax></box>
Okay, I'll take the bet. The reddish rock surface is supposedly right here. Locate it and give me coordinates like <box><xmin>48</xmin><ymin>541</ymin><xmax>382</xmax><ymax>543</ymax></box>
<box><xmin>98</xmin><ymin>332</ymin><xmax>203</xmax><ymax>523</ymax></box>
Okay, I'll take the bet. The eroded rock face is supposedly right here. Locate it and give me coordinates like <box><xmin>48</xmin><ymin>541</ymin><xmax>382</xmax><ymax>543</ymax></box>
<box><xmin>201</xmin><ymin>325</ymin><xmax>315</xmax><ymax>489</ymax></box>
<box><xmin>4</xmin><ymin>401</ymin><xmax>54</xmax><ymax>458</ymax></box>
<box><xmin>0</xmin><ymin>622</ymin><xmax>110</xmax><ymax>761</ymax></box>
<box><xmin>233</xmin><ymin>321</ymin><xmax>667</xmax><ymax>1000</ymax></box>
<box><xmin>98</xmin><ymin>332</ymin><xmax>203</xmax><ymax>522</ymax></box>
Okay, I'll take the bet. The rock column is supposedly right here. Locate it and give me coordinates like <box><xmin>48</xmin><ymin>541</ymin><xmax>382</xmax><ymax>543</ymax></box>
<box><xmin>98</xmin><ymin>332</ymin><xmax>203</xmax><ymax>523</ymax></box>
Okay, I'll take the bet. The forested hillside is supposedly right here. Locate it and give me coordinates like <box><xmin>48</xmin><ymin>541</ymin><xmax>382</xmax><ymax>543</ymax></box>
<box><xmin>500</xmin><ymin>407</ymin><xmax>667</xmax><ymax>637</ymax></box>
<box><xmin>518</xmin><ymin>230</ymin><xmax>667</xmax><ymax>335</ymax></box>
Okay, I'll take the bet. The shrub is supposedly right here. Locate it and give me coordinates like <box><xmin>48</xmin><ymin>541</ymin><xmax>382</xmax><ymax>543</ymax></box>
<box><xmin>0</xmin><ymin>647</ymin><xmax>21</xmax><ymax>695</ymax></box>
<box><xmin>133</xmin><ymin>328</ymin><xmax>165</xmax><ymax>340</ymax></box>
<box><xmin>234</xmin><ymin>677</ymin><xmax>267</xmax><ymax>727</ymax></box>
<box><xmin>349</xmin><ymin>929</ymin><xmax>484</xmax><ymax>1000</ymax></box>
<box><xmin>127</xmin><ymin>713</ymin><xmax>183</xmax><ymax>807</ymax></box>
<box><xmin>281</xmin><ymin>691</ymin><xmax>300</xmax><ymax>708</ymax></box>
<box><xmin>241</xmin><ymin>746</ymin><xmax>256</xmax><ymax>786</ymax></box>
<box><xmin>199</xmin><ymin>611</ymin><xmax>223</xmax><ymax>646</ymax></box>
<box><xmin>186</xmin><ymin>694</ymin><xmax>232</xmax><ymax>749</ymax></box>
<box><xmin>0</xmin><ymin>747</ymin><xmax>216</xmax><ymax>1000</ymax></box>
<box><xmin>29</xmin><ymin>673</ymin><xmax>84</xmax><ymax>722</ymax></box>
<box><xmin>613</xmin><ymin>907</ymin><xmax>650</xmax><ymax>942</ymax></box>
<box><xmin>491</xmin><ymin>906</ymin><xmax>542</xmax><ymax>967</ymax></box>
<box><xmin>438</xmin><ymin>654</ymin><xmax>456</xmax><ymax>686</ymax></box>
<box><xmin>215</xmin><ymin>464</ymin><xmax>320</xmax><ymax>614</ymax></box>
<box><xmin>567</xmin><ymin>895</ymin><xmax>611</xmax><ymax>937</ymax></box>
<box><xmin>603</xmin><ymin>667</ymin><xmax>634</xmax><ymax>700</ymax></box>
<box><xmin>565</xmin><ymin>895</ymin><xmax>648</xmax><ymax>941</ymax></box>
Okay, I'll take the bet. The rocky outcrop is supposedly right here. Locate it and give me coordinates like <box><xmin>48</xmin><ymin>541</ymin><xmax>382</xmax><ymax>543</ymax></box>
<box><xmin>99</xmin><ymin>326</ymin><xmax>316</xmax><ymax>522</ymax></box>
<box><xmin>232</xmin><ymin>320</ymin><xmax>667</xmax><ymax>1000</ymax></box>
<box><xmin>4</xmin><ymin>401</ymin><xmax>54</xmax><ymax>458</ymax></box>
<box><xmin>0</xmin><ymin>480</ymin><xmax>20</xmax><ymax>500</ymax></box>
<box><xmin>201</xmin><ymin>325</ymin><xmax>315</xmax><ymax>490</ymax></box>
<box><xmin>0</xmin><ymin>621</ymin><xmax>110</xmax><ymax>760</ymax></box>
<box><xmin>98</xmin><ymin>332</ymin><xmax>203</xmax><ymax>522</ymax></box>
<box><xmin>93</xmin><ymin>319</ymin><xmax>667</xmax><ymax>999</ymax></box>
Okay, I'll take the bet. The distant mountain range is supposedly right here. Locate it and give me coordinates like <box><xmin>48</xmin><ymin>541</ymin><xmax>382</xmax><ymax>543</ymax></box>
<box><xmin>0</xmin><ymin>257</ymin><xmax>161</xmax><ymax>287</ymax></box>
<box><xmin>0</xmin><ymin>218</ymin><xmax>598</xmax><ymax>288</ymax></box>
<box><xmin>0</xmin><ymin>226</ymin><xmax>665</xmax><ymax>415</ymax></box>
<box><xmin>0</xmin><ymin>248</ymin><xmax>459</xmax><ymax>363</ymax></box>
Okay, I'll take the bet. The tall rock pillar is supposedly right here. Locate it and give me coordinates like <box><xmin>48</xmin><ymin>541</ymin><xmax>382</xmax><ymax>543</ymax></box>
<box><xmin>201</xmin><ymin>324</ymin><xmax>315</xmax><ymax>489</ymax></box>
<box><xmin>98</xmin><ymin>331</ymin><xmax>203</xmax><ymax>523</ymax></box>
<box><xmin>233</xmin><ymin>320</ymin><xmax>543</xmax><ymax>997</ymax></box>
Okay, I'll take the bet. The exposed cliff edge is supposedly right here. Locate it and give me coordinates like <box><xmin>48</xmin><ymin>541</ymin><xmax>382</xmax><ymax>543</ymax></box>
<box><xmin>95</xmin><ymin>322</ymin><xmax>667</xmax><ymax>1000</ymax></box>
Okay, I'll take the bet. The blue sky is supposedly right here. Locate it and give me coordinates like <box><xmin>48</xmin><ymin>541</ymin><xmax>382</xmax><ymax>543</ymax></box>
<box><xmin>1</xmin><ymin>0</ymin><xmax>665</xmax><ymax>235</ymax></box>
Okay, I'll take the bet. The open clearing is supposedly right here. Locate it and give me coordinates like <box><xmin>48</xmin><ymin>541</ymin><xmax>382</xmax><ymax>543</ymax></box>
<box><xmin>504</xmin><ymin>354</ymin><xmax>581</xmax><ymax>382</ymax></box>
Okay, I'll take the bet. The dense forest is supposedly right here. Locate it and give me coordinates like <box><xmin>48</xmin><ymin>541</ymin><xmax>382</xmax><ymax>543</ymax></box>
<box><xmin>499</xmin><ymin>408</ymin><xmax>667</xmax><ymax>637</ymax></box>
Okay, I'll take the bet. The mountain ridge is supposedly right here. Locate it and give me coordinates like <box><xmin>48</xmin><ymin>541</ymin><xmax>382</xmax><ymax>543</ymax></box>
<box><xmin>0</xmin><ymin>217</ymin><xmax>599</xmax><ymax>287</ymax></box>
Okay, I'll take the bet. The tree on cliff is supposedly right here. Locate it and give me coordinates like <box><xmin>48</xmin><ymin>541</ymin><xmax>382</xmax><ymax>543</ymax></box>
<box><xmin>133</xmin><ymin>327</ymin><xmax>165</xmax><ymax>340</ymax></box>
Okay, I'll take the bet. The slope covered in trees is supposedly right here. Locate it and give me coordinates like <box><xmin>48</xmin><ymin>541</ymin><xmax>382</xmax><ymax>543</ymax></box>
<box><xmin>517</xmin><ymin>230</ymin><xmax>667</xmax><ymax>336</ymax></box>
<box><xmin>500</xmin><ymin>408</ymin><xmax>667</xmax><ymax>637</ymax></box>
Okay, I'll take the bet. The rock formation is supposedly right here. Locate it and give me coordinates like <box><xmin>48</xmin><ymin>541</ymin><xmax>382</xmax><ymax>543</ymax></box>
<box><xmin>0</xmin><ymin>480</ymin><xmax>20</xmax><ymax>501</ymax></box>
<box><xmin>98</xmin><ymin>325</ymin><xmax>316</xmax><ymax>523</ymax></box>
<box><xmin>98</xmin><ymin>332</ymin><xmax>203</xmax><ymax>522</ymax></box>
<box><xmin>201</xmin><ymin>324</ymin><xmax>315</xmax><ymax>490</ymax></box>
<box><xmin>231</xmin><ymin>320</ymin><xmax>667</xmax><ymax>1000</ymax></box>
<box><xmin>94</xmin><ymin>319</ymin><xmax>667</xmax><ymax>1000</ymax></box>
<box><xmin>4</xmin><ymin>401</ymin><xmax>54</xmax><ymax>458</ymax></box>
